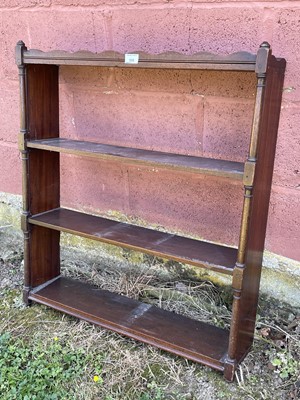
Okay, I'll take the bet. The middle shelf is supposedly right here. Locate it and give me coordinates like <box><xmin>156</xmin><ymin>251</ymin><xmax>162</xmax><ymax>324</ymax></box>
<box><xmin>27</xmin><ymin>138</ymin><xmax>244</xmax><ymax>179</ymax></box>
<box><xmin>29</xmin><ymin>208</ymin><xmax>237</xmax><ymax>275</ymax></box>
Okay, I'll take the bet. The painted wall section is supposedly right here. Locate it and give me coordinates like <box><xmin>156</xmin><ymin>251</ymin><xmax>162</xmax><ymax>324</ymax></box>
<box><xmin>0</xmin><ymin>1</ymin><xmax>299</xmax><ymax>261</ymax></box>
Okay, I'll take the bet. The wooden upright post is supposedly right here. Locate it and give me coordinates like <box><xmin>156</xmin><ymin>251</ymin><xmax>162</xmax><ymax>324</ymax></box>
<box><xmin>224</xmin><ymin>43</ymin><xmax>286</xmax><ymax>381</ymax></box>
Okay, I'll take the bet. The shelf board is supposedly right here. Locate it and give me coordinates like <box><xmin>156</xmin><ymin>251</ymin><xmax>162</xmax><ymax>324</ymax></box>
<box><xmin>27</xmin><ymin>138</ymin><xmax>244</xmax><ymax>180</ymax></box>
<box><xmin>29</xmin><ymin>276</ymin><xmax>229</xmax><ymax>370</ymax></box>
<box><xmin>29</xmin><ymin>208</ymin><xmax>237</xmax><ymax>275</ymax></box>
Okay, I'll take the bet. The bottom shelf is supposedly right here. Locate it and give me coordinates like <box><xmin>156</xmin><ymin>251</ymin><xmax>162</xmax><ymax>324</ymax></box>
<box><xmin>29</xmin><ymin>276</ymin><xmax>229</xmax><ymax>371</ymax></box>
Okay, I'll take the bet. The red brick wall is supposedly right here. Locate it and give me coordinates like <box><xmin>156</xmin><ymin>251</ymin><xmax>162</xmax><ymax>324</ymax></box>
<box><xmin>0</xmin><ymin>1</ymin><xmax>299</xmax><ymax>261</ymax></box>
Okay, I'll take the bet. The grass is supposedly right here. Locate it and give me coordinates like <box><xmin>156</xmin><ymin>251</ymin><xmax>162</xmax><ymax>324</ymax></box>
<box><xmin>0</xmin><ymin>332</ymin><xmax>103</xmax><ymax>399</ymax></box>
<box><xmin>0</xmin><ymin>229</ymin><xmax>299</xmax><ymax>399</ymax></box>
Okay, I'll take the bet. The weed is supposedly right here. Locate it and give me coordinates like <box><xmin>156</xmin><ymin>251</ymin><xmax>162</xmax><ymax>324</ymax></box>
<box><xmin>270</xmin><ymin>351</ymin><xmax>299</xmax><ymax>379</ymax></box>
<box><xmin>140</xmin><ymin>381</ymin><xmax>164</xmax><ymax>400</ymax></box>
<box><xmin>0</xmin><ymin>332</ymin><xmax>103</xmax><ymax>399</ymax></box>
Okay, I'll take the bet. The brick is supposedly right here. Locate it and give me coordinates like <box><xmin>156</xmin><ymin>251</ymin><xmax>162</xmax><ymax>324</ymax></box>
<box><xmin>114</xmin><ymin>68</ymin><xmax>194</xmax><ymax>94</ymax></box>
<box><xmin>60</xmin><ymin>66</ymin><xmax>113</xmax><ymax>87</ymax></box>
<box><xmin>266</xmin><ymin>186</ymin><xmax>300</xmax><ymax>261</ymax></box>
<box><xmin>191</xmin><ymin>71</ymin><xmax>256</xmax><ymax>100</ymax></box>
<box><xmin>272</xmin><ymin>8</ymin><xmax>300</xmax><ymax>102</ymax></box>
<box><xmin>59</xmin><ymin>68</ymin><xmax>116</xmax><ymax>138</ymax></box>
<box><xmin>127</xmin><ymin>167</ymin><xmax>243</xmax><ymax>246</ymax></box>
<box><xmin>60</xmin><ymin>155</ymin><xmax>129</xmax><ymax>214</ymax></box>
<box><xmin>59</xmin><ymin>85</ymin><xmax>76</xmax><ymax>137</ymax></box>
<box><xmin>273</xmin><ymin>105</ymin><xmax>300</xmax><ymax>189</ymax></box>
<box><xmin>0</xmin><ymin>143</ymin><xmax>21</xmax><ymax>194</ymax></box>
<box><xmin>51</xmin><ymin>0</ymin><xmax>128</xmax><ymax>5</ymax></box>
<box><xmin>0</xmin><ymin>0</ymin><xmax>50</xmax><ymax>7</ymax></box>
<box><xmin>203</xmin><ymin>98</ymin><xmax>253</xmax><ymax>162</ymax></box>
<box><xmin>50</xmin><ymin>0</ymin><xmax>288</xmax><ymax>6</ymax></box>
<box><xmin>189</xmin><ymin>7</ymin><xmax>262</xmax><ymax>54</ymax></box>
<box><xmin>49</xmin><ymin>0</ymin><xmax>287</xmax><ymax>6</ymax></box>
<box><xmin>0</xmin><ymin>13</ymin><xmax>4</xmax><ymax>80</ymax></box>
<box><xmin>114</xmin><ymin>68</ymin><xmax>256</xmax><ymax>99</ymax></box>
<box><xmin>51</xmin><ymin>0</ymin><xmax>170</xmax><ymax>5</ymax></box>
<box><xmin>60</xmin><ymin>88</ymin><xmax>204</xmax><ymax>156</ymax></box>
<box><xmin>2</xmin><ymin>10</ymin><xmax>106</xmax><ymax>79</ymax></box>
<box><xmin>111</xmin><ymin>8</ymin><xmax>190</xmax><ymax>53</ymax></box>
<box><xmin>0</xmin><ymin>80</ymin><xmax>19</xmax><ymax>143</ymax></box>
<box><xmin>190</xmin><ymin>0</ymin><xmax>286</xmax><ymax>2</ymax></box>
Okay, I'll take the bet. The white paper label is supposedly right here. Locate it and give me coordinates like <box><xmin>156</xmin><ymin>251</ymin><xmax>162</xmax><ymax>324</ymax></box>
<box><xmin>125</xmin><ymin>54</ymin><xmax>139</xmax><ymax>64</ymax></box>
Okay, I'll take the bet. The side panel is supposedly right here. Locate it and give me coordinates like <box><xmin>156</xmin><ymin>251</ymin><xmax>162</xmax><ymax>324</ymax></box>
<box><xmin>26</xmin><ymin>64</ymin><xmax>60</xmax><ymax>288</ymax></box>
<box><xmin>235</xmin><ymin>63</ymin><xmax>286</xmax><ymax>365</ymax></box>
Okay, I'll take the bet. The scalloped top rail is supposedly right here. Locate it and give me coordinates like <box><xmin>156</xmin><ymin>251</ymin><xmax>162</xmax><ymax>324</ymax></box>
<box><xmin>16</xmin><ymin>42</ymin><xmax>285</xmax><ymax>72</ymax></box>
<box><xmin>22</xmin><ymin>49</ymin><xmax>258</xmax><ymax>71</ymax></box>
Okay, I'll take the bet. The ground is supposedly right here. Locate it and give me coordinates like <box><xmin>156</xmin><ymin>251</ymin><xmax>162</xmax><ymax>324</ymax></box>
<box><xmin>0</xmin><ymin>227</ymin><xmax>299</xmax><ymax>400</ymax></box>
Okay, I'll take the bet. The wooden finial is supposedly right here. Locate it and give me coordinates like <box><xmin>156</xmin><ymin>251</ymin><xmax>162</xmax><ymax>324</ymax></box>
<box><xmin>16</xmin><ymin>40</ymin><xmax>27</xmax><ymax>66</ymax></box>
<box><xmin>260</xmin><ymin>41</ymin><xmax>271</xmax><ymax>49</ymax></box>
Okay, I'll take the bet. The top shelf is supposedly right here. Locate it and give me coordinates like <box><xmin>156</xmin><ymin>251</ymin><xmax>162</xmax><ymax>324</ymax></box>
<box><xmin>16</xmin><ymin>41</ymin><xmax>285</xmax><ymax>72</ymax></box>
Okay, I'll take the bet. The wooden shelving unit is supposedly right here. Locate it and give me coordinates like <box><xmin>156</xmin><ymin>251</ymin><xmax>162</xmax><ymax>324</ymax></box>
<box><xmin>16</xmin><ymin>41</ymin><xmax>286</xmax><ymax>381</ymax></box>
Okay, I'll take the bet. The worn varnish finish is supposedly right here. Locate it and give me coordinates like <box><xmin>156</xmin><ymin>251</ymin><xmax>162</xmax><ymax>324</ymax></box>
<box><xmin>27</xmin><ymin>138</ymin><xmax>244</xmax><ymax>179</ymax></box>
<box><xmin>16</xmin><ymin>41</ymin><xmax>286</xmax><ymax>381</ymax></box>
<box><xmin>29</xmin><ymin>208</ymin><xmax>237</xmax><ymax>274</ymax></box>
<box><xmin>29</xmin><ymin>276</ymin><xmax>229</xmax><ymax>369</ymax></box>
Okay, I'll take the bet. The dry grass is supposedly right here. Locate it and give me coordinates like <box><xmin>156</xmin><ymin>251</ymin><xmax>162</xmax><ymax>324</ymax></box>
<box><xmin>0</xmin><ymin>229</ymin><xmax>299</xmax><ymax>399</ymax></box>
